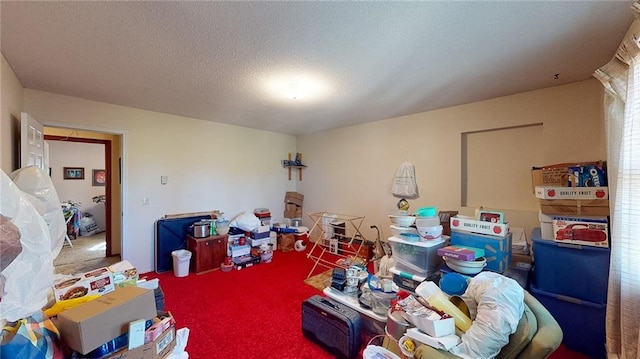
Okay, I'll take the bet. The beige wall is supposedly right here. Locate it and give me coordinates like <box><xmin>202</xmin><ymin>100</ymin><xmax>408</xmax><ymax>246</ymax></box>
<box><xmin>48</xmin><ymin>141</ymin><xmax>106</xmax><ymax>230</ymax></box>
<box><xmin>1</xmin><ymin>53</ymin><xmax>24</xmax><ymax>173</ymax></box>
<box><xmin>297</xmin><ymin>79</ymin><xmax>606</xmax><ymax>242</ymax></box>
<box><xmin>5</xmin><ymin>50</ymin><xmax>606</xmax><ymax>272</ymax></box>
<box><xmin>23</xmin><ymin>89</ymin><xmax>298</xmax><ymax>273</ymax></box>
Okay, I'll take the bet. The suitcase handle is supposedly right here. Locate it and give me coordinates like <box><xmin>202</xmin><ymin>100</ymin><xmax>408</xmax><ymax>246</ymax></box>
<box><xmin>320</xmin><ymin>298</ymin><xmax>339</xmax><ymax>310</ymax></box>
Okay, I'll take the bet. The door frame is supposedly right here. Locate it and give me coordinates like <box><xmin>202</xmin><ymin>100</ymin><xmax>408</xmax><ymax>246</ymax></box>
<box><xmin>45</xmin><ymin>135</ymin><xmax>114</xmax><ymax>256</ymax></box>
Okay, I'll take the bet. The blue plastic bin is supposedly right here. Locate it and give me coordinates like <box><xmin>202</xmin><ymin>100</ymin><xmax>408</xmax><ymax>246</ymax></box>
<box><xmin>531</xmin><ymin>227</ymin><xmax>610</xmax><ymax>303</ymax></box>
<box><xmin>530</xmin><ymin>284</ymin><xmax>606</xmax><ymax>359</ymax></box>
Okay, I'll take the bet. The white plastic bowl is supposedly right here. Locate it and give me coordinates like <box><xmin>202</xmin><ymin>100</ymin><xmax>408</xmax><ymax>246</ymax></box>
<box><xmin>390</xmin><ymin>224</ymin><xmax>419</xmax><ymax>237</ymax></box>
<box><xmin>389</xmin><ymin>215</ymin><xmax>416</xmax><ymax>227</ymax></box>
<box><xmin>443</xmin><ymin>256</ymin><xmax>486</xmax><ymax>275</ymax></box>
<box><xmin>416</xmin><ymin>225</ymin><xmax>443</xmax><ymax>240</ymax></box>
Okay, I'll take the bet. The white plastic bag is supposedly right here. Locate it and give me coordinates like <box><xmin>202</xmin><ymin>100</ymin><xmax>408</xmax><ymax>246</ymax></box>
<box><xmin>230</xmin><ymin>212</ymin><xmax>260</xmax><ymax>232</ymax></box>
<box><xmin>165</xmin><ymin>327</ymin><xmax>190</xmax><ymax>359</ymax></box>
<box><xmin>391</xmin><ymin>162</ymin><xmax>418</xmax><ymax>198</ymax></box>
<box><xmin>0</xmin><ymin>169</ymin><xmax>55</xmax><ymax>322</ymax></box>
<box><xmin>448</xmin><ymin>272</ymin><xmax>524</xmax><ymax>359</ymax></box>
<box><xmin>9</xmin><ymin>166</ymin><xmax>65</xmax><ymax>258</ymax></box>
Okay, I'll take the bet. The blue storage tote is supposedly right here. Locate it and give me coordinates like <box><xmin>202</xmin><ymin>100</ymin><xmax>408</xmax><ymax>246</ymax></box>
<box><xmin>531</xmin><ymin>227</ymin><xmax>610</xmax><ymax>303</ymax></box>
<box><xmin>530</xmin><ymin>284</ymin><xmax>606</xmax><ymax>359</ymax></box>
<box><xmin>450</xmin><ymin>230</ymin><xmax>512</xmax><ymax>273</ymax></box>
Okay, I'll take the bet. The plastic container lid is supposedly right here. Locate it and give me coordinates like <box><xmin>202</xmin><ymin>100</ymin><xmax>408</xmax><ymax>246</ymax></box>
<box><xmin>439</xmin><ymin>273</ymin><xmax>469</xmax><ymax>296</ymax></box>
<box><xmin>415</xmin><ymin>206</ymin><xmax>438</xmax><ymax>217</ymax></box>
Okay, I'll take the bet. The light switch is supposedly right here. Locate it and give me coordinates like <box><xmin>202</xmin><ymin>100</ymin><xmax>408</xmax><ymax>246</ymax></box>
<box><xmin>161</xmin><ymin>176</ymin><xmax>168</xmax><ymax>185</ymax></box>
<box><xmin>143</xmin><ymin>197</ymin><xmax>150</xmax><ymax>205</ymax></box>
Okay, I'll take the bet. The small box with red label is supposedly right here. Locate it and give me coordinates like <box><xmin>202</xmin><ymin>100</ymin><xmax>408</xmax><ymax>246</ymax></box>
<box><xmin>552</xmin><ymin>216</ymin><xmax>609</xmax><ymax>248</ymax></box>
<box><xmin>535</xmin><ymin>186</ymin><xmax>608</xmax><ymax>200</ymax></box>
<box><xmin>450</xmin><ymin>215</ymin><xmax>509</xmax><ymax>237</ymax></box>
<box><xmin>53</xmin><ymin>267</ymin><xmax>115</xmax><ymax>302</ymax></box>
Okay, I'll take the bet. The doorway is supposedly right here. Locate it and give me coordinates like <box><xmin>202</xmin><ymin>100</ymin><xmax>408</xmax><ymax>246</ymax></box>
<box><xmin>44</xmin><ymin>128</ymin><xmax>123</xmax><ymax>273</ymax></box>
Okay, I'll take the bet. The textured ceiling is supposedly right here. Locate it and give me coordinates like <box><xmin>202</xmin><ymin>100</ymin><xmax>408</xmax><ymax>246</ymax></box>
<box><xmin>1</xmin><ymin>1</ymin><xmax>634</xmax><ymax>135</ymax></box>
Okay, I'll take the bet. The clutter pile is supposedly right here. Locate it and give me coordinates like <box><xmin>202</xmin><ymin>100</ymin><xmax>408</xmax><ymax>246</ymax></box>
<box><xmin>0</xmin><ymin>167</ymin><xmax>189</xmax><ymax>359</ymax></box>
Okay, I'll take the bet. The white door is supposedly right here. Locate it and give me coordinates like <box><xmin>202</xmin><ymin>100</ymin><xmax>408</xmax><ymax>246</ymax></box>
<box><xmin>20</xmin><ymin>112</ymin><xmax>48</xmax><ymax>170</ymax></box>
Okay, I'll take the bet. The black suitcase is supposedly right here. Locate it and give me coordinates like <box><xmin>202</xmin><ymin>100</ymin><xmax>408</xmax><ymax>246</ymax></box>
<box><xmin>301</xmin><ymin>295</ymin><xmax>362</xmax><ymax>359</ymax></box>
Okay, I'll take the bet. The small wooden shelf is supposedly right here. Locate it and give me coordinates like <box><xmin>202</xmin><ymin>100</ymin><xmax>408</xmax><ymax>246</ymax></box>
<box><xmin>282</xmin><ymin>152</ymin><xmax>306</xmax><ymax>181</ymax></box>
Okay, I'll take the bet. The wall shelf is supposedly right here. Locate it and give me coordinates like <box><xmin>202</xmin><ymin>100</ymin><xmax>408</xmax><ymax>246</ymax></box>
<box><xmin>282</xmin><ymin>152</ymin><xmax>306</xmax><ymax>181</ymax></box>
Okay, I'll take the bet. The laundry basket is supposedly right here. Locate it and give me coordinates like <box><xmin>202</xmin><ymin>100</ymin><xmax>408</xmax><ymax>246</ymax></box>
<box><xmin>171</xmin><ymin>249</ymin><xmax>192</xmax><ymax>277</ymax></box>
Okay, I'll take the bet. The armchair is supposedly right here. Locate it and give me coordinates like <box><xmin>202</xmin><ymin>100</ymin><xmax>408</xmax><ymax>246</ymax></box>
<box><xmin>412</xmin><ymin>290</ymin><xmax>563</xmax><ymax>359</ymax></box>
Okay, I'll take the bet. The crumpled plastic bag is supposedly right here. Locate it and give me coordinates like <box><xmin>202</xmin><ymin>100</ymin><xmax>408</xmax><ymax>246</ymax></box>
<box><xmin>9</xmin><ymin>166</ymin><xmax>65</xmax><ymax>258</ymax></box>
<box><xmin>230</xmin><ymin>212</ymin><xmax>260</xmax><ymax>232</ymax></box>
<box><xmin>165</xmin><ymin>327</ymin><xmax>190</xmax><ymax>359</ymax></box>
<box><xmin>448</xmin><ymin>272</ymin><xmax>524</xmax><ymax>359</ymax></box>
<box><xmin>0</xmin><ymin>168</ymin><xmax>56</xmax><ymax>322</ymax></box>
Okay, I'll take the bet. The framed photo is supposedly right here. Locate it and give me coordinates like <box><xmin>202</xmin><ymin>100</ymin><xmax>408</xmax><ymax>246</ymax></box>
<box><xmin>477</xmin><ymin>210</ymin><xmax>505</xmax><ymax>224</ymax></box>
<box><xmin>63</xmin><ymin>167</ymin><xmax>84</xmax><ymax>180</ymax></box>
<box><xmin>92</xmin><ymin>169</ymin><xmax>106</xmax><ymax>186</ymax></box>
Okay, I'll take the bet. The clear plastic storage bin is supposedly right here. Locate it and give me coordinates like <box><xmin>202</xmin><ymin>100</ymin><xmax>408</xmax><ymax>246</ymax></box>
<box><xmin>388</xmin><ymin>236</ymin><xmax>446</xmax><ymax>276</ymax></box>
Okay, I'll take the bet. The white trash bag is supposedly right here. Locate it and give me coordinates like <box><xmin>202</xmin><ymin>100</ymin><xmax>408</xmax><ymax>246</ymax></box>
<box><xmin>391</xmin><ymin>162</ymin><xmax>418</xmax><ymax>198</ymax></box>
<box><xmin>0</xmin><ymin>169</ymin><xmax>55</xmax><ymax>322</ymax></box>
<box><xmin>9</xmin><ymin>166</ymin><xmax>66</xmax><ymax>258</ymax></box>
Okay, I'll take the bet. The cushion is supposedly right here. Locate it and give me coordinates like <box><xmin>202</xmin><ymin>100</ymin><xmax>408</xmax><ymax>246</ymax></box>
<box><xmin>497</xmin><ymin>303</ymin><xmax>538</xmax><ymax>359</ymax></box>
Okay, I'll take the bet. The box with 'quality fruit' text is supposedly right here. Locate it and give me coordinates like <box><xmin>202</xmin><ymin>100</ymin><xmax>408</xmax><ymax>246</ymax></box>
<box><xmin>449</xmin><ymin>215</ymin><xmax>509</xmax><ymax>237</ymax></box>
<box><xmin>450</xmin><ymin>230</ymin><xmax>512</xmax><ymax>273</ymax></box>
<box><xmin>535</xmin><ymin>186</ymin><xmax>608</xmax><ymax>200</ymax></box>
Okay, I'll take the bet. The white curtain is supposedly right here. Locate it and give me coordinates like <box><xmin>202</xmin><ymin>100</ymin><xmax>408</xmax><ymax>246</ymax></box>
<box><xmin>593</xmin><ymin>3</ymin><xmax>640</xmax><ymax>358</ymax></box>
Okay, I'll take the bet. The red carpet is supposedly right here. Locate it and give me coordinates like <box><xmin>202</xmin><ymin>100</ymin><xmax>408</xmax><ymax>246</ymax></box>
<box><xmin>143</xmin><ymin>247</ymin><xmax>591</xmax><ymax>359</ymax></box>
<box><xmin>143</xmin><ymin>249</ymin><xmax>334</xmax><ymax>359</ymax></box>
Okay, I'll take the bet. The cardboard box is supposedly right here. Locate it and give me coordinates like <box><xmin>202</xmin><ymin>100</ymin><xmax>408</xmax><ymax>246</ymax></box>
<box><xmin>511</xmin><ymin>254</ymin><xmax>533</xmax><ymax>270</ymax></box>
<box><xmin>436</xmin><ymin>245</ymin><xmax>484</xmax><ymax>261</ymax></box>
<box><xmin>230</xmin><ymin>244</ymin><xmax>250</xmax><ymax>257</ymax></box>
<box><xmin>538</xmin><ymin>211</ymin><xmax>554</xmax><ymax>240</ymax></box>
<box><xmin>106</xmin><ymin>325</ymin><xmax>176</xmax><ymax>359</ymax></box>
<box><xmin>405</xmin><ymin>310</ymin><xmax>456</xmax><ymax>338</ymax></box>
<box><xmin>450</xmin><ymin>230</ymin><xmax>512</xmax><ymax>273</ymax></box>
<box><xmin>531</xmin><ymin>161</ymin><xmax>607</xmax><ymax>190</ymax></box>
<box><xmin>108</xmin><ymin>261</ymin><xmax>139</xmax><ymax>287</ymax></box>
<box><xmin>58</xmin><ymin>286</ymin><xmax>157</xmax><ymax>354</ymax></box>
<box><xmin>53</xmin><ymin>267</ymin><xmax>115</xmax><ymax>302</ymax></box>
<box><xmin>144</xmin><ymin>312</ymin><xmax>175</xmax><ymax>344</ymax></box>
<box><xmin>284</xmin><ymin>209</ymin><xmax>303</xmax><ymax>219</ymax></box>
<box><xmin>449</xmin><ymin>215</ymin><xmax>509</xmax><ymax>237</ymax></box>
<box><xmin>285</xmin><ymin>203</ymin><xmax>299</xmax><ymax>211</ymax></box>
<box><xmin>535</xmin><ymin>186</ymin><xmax>608</xmax><ymax>200</ymax></box>
<box><xmin>284</xmin><ymin>192</ymin><xmax>304</xmax><ymax>206</ymax></box>
<box><xmin>552</xmin><ymin>216</ymin><xmax>609</xmax><ymax>248</ymax></box>
<box><xmin>538</xmin><ymin>199</ymin><xmax>610</xmax><ymax>216</ymax></box>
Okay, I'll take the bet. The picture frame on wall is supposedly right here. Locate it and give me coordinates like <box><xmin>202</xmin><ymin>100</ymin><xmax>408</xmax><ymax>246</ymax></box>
<box><xmin>63</xmin><ymin>167</ymin><xmax>84</xmax><ymax>180</ymax></box>
<box><xmin>92</xmin><ymin>169</ymin><xmax>106</xmax><ymax>186</ymax></box>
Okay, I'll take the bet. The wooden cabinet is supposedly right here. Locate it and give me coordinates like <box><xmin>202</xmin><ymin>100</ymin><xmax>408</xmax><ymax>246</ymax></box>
<box><xmin>187</xmin><ymin>234</ymin><xmax>228</xmax><ymax>274</ymax></box>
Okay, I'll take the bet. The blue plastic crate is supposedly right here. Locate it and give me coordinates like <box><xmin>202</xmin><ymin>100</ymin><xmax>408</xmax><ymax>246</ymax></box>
<box><xmin>531</xmin><ymin>227</ymin><xmax>610</xmax><ymax>303</ymax></box>
<box><xmin>530</xmin><ymin>284</ymin><xmax>606</xmax><ymax>359</ymax></box>
<box><xmin>450</xmin><ymin>230</ymin><xmax>512</xmax><ymax>273</ymax></box>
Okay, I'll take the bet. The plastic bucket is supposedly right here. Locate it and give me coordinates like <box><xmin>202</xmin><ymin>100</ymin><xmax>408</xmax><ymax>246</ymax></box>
<box><xmin>171</xmin><ymin>249</ymin><xmax>192</xmax><ymax>277</ymax></box>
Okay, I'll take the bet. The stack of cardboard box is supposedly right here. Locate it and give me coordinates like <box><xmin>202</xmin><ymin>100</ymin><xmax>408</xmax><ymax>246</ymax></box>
<box><xmin>284</xmin><ymin>191</ymin><xmax>304</xmax><ymax>219</ymax></box>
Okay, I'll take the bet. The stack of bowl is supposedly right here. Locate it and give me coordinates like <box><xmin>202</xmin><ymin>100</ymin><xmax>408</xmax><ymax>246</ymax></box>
<box><xmin>389</xmin><ymin>214</ymin><xmax>418</xmax><ymax>240</ymax></box>
<box><xmin>443</xmin><ymin>256</ymin><xmax>487</xmax><ymax>275</ymax></box>
<box><xmin>414</xmin><ymin>206</ymin><xmax>443</xmax><ymax>241</ymax></box>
